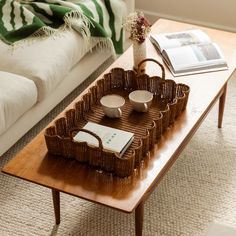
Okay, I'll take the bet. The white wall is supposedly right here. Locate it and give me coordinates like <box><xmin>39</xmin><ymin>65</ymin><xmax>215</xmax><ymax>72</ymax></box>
<box><xmin>136</xmin><ymin>0</ymin><xmax>236</xmax><ymax>32</ymax></box>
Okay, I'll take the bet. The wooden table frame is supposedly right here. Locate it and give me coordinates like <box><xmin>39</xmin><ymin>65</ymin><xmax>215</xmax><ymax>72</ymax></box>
<box><xmin>51</xmin><ymin>82</ymin><xmax>226</xmax><ymax>236</ymax></box>
<box><xmin>2</xmin><ymin>19</ymin><xmax>236</xmax><ymax>236</ymax></box>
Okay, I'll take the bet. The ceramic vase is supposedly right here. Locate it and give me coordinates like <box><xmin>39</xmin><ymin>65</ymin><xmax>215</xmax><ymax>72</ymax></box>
<box><xmin>133</xmin><ymin>40</ymin><xmax>146</xmax><ymax>73</ymax></box>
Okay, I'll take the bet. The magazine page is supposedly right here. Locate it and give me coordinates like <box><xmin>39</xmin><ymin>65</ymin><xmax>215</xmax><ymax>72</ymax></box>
<box><xmin>150</xmin><ymin>29</ymin><xmax>211</xmax><ymax>52</ymax></box>
<box><xmin>163</xmin><ymin>43</ymin><xmax>227</xmax><ymax>75</ymax></box>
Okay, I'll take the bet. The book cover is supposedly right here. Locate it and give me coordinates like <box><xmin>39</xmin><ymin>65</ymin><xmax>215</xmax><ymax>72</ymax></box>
<box><xmin>73</xmin><ymin>122</ymin><xmax>134</xmax><ymax>156</ymax></box>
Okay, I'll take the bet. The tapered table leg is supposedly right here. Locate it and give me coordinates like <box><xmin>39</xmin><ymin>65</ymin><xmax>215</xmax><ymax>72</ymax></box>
<box><xmin>52</xmin><ymin>189</ymin><xmax>60</xmax><ymax>225</ymax></box>
<box><xmin>218</xmin><ymin>84</ymin><xmax>227</xmax><ymax>128</ymax></box>
<box><xmin>135</xmin><ymin>201</ymin><xmax>144</xmax><ymax>236</ymax></box>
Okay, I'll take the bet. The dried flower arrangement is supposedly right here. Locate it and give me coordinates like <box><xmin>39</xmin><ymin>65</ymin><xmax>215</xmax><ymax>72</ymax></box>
<box><xmin>123</xmin><ymin>11</ymin><xmax>151</xmax><ymax>44</ymax></box>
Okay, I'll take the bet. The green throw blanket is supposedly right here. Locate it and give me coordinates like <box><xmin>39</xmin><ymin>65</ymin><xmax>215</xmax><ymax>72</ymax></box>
<box><xmin>0</xmin><ymin>0</ymin><xmax>125</xmax><ymax>54</ymax></box>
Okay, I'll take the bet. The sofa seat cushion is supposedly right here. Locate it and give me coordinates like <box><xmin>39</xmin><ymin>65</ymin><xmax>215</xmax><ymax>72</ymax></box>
<box><xmin>0</xmin><ymin>71</ymin><xmax>37</xmax><ymax>136</ymax></box>
<box><xmin>0</xmin><ymin>29</ymin><xmax>93</xmax><ymax>102</ymax></box>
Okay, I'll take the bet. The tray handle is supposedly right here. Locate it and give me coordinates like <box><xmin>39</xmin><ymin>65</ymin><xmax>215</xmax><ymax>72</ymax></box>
<box><xmin>70</xmin><ymin>128</ymin><xmax>103</xmax><ymax>150</ymax></box>
<box><xmin>137</xmin><ymin>58</ymin><xmax>165</xmax><ymax>80</ymax></box>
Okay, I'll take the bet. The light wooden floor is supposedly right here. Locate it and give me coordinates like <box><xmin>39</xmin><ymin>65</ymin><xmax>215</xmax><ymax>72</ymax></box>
<box><xmin>207</xmin><ymin>222</ymin><xmax>236</xmax><ymax>236</ymax></box>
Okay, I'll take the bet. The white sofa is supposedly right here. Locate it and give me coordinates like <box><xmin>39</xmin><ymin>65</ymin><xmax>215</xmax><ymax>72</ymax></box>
<box><xmin>0</xmin><ymin>0</ymin><xmax>134</xmax><ymax>156</ymax></box>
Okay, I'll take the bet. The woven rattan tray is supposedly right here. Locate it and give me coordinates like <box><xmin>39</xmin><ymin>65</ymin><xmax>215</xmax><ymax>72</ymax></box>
<box><xmin>44</xmin><ymin>59</ymin><xmax>190</xmax><ymax>177</ymax></box>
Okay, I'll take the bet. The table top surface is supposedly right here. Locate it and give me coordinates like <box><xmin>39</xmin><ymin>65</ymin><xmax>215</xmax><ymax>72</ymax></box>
<box><xmin>2</xmin><ymin>19</ymin><xmax>236</xmax><ymax>213</ymax></box>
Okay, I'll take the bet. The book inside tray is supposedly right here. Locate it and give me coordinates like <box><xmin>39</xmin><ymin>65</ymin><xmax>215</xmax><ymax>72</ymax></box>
<box><xmin>44</xmin><ymin>59</ymin><xmax>190</xmax><ymax>177</ymax></box>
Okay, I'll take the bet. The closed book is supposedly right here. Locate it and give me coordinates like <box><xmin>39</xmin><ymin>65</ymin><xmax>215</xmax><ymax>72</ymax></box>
<box><xmin>73</xmin><ymin>122</ymin><xmax>134</xmax><ymax>156</ymax></box>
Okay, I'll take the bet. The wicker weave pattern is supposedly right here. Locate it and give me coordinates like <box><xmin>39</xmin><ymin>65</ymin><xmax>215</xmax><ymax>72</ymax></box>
<box><xmin>44</xmin><ymin>59</ymin><xmax>190</xmax><ymax>177</ymax></box>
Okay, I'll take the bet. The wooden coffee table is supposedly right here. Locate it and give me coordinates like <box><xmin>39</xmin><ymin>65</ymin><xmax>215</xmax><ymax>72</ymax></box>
<box><xmin>2</xmin><ymin>19</ymin><xmax>236</xmax><ymax>236</ymax></box>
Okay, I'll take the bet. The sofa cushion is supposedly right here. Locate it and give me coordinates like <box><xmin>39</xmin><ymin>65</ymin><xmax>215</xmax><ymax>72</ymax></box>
<box><xmin>0</xmin><ymin>71</ymin><xmax>37</xmax><ymax>136</ymax></box>
<box><xmin>0</xmin><ymin>30</ymin><xmax>91</xmax><ymax>102</ymax></box>
<box><xmin>0</xmin><ymin>0</ymin><xmax>128</xmax><ymax>102</ymax></box>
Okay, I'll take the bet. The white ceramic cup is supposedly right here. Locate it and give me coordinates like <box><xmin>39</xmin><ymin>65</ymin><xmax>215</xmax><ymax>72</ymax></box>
<box><xmin>100</xmin><ymin>94</ymin><xmax>125</xmax><ymax>118</ymax></box>
<box><xmin>129</xmin><ymin>90</ymin><xmax>153</xmax><ymax>112</ymax></box>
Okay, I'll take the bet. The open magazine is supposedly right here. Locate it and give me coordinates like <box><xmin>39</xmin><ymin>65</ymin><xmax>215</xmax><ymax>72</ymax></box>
<box><xmin>149</xmin><ymin>29</ymin><xmax>228</xmax><ymax>76</ymax></box>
